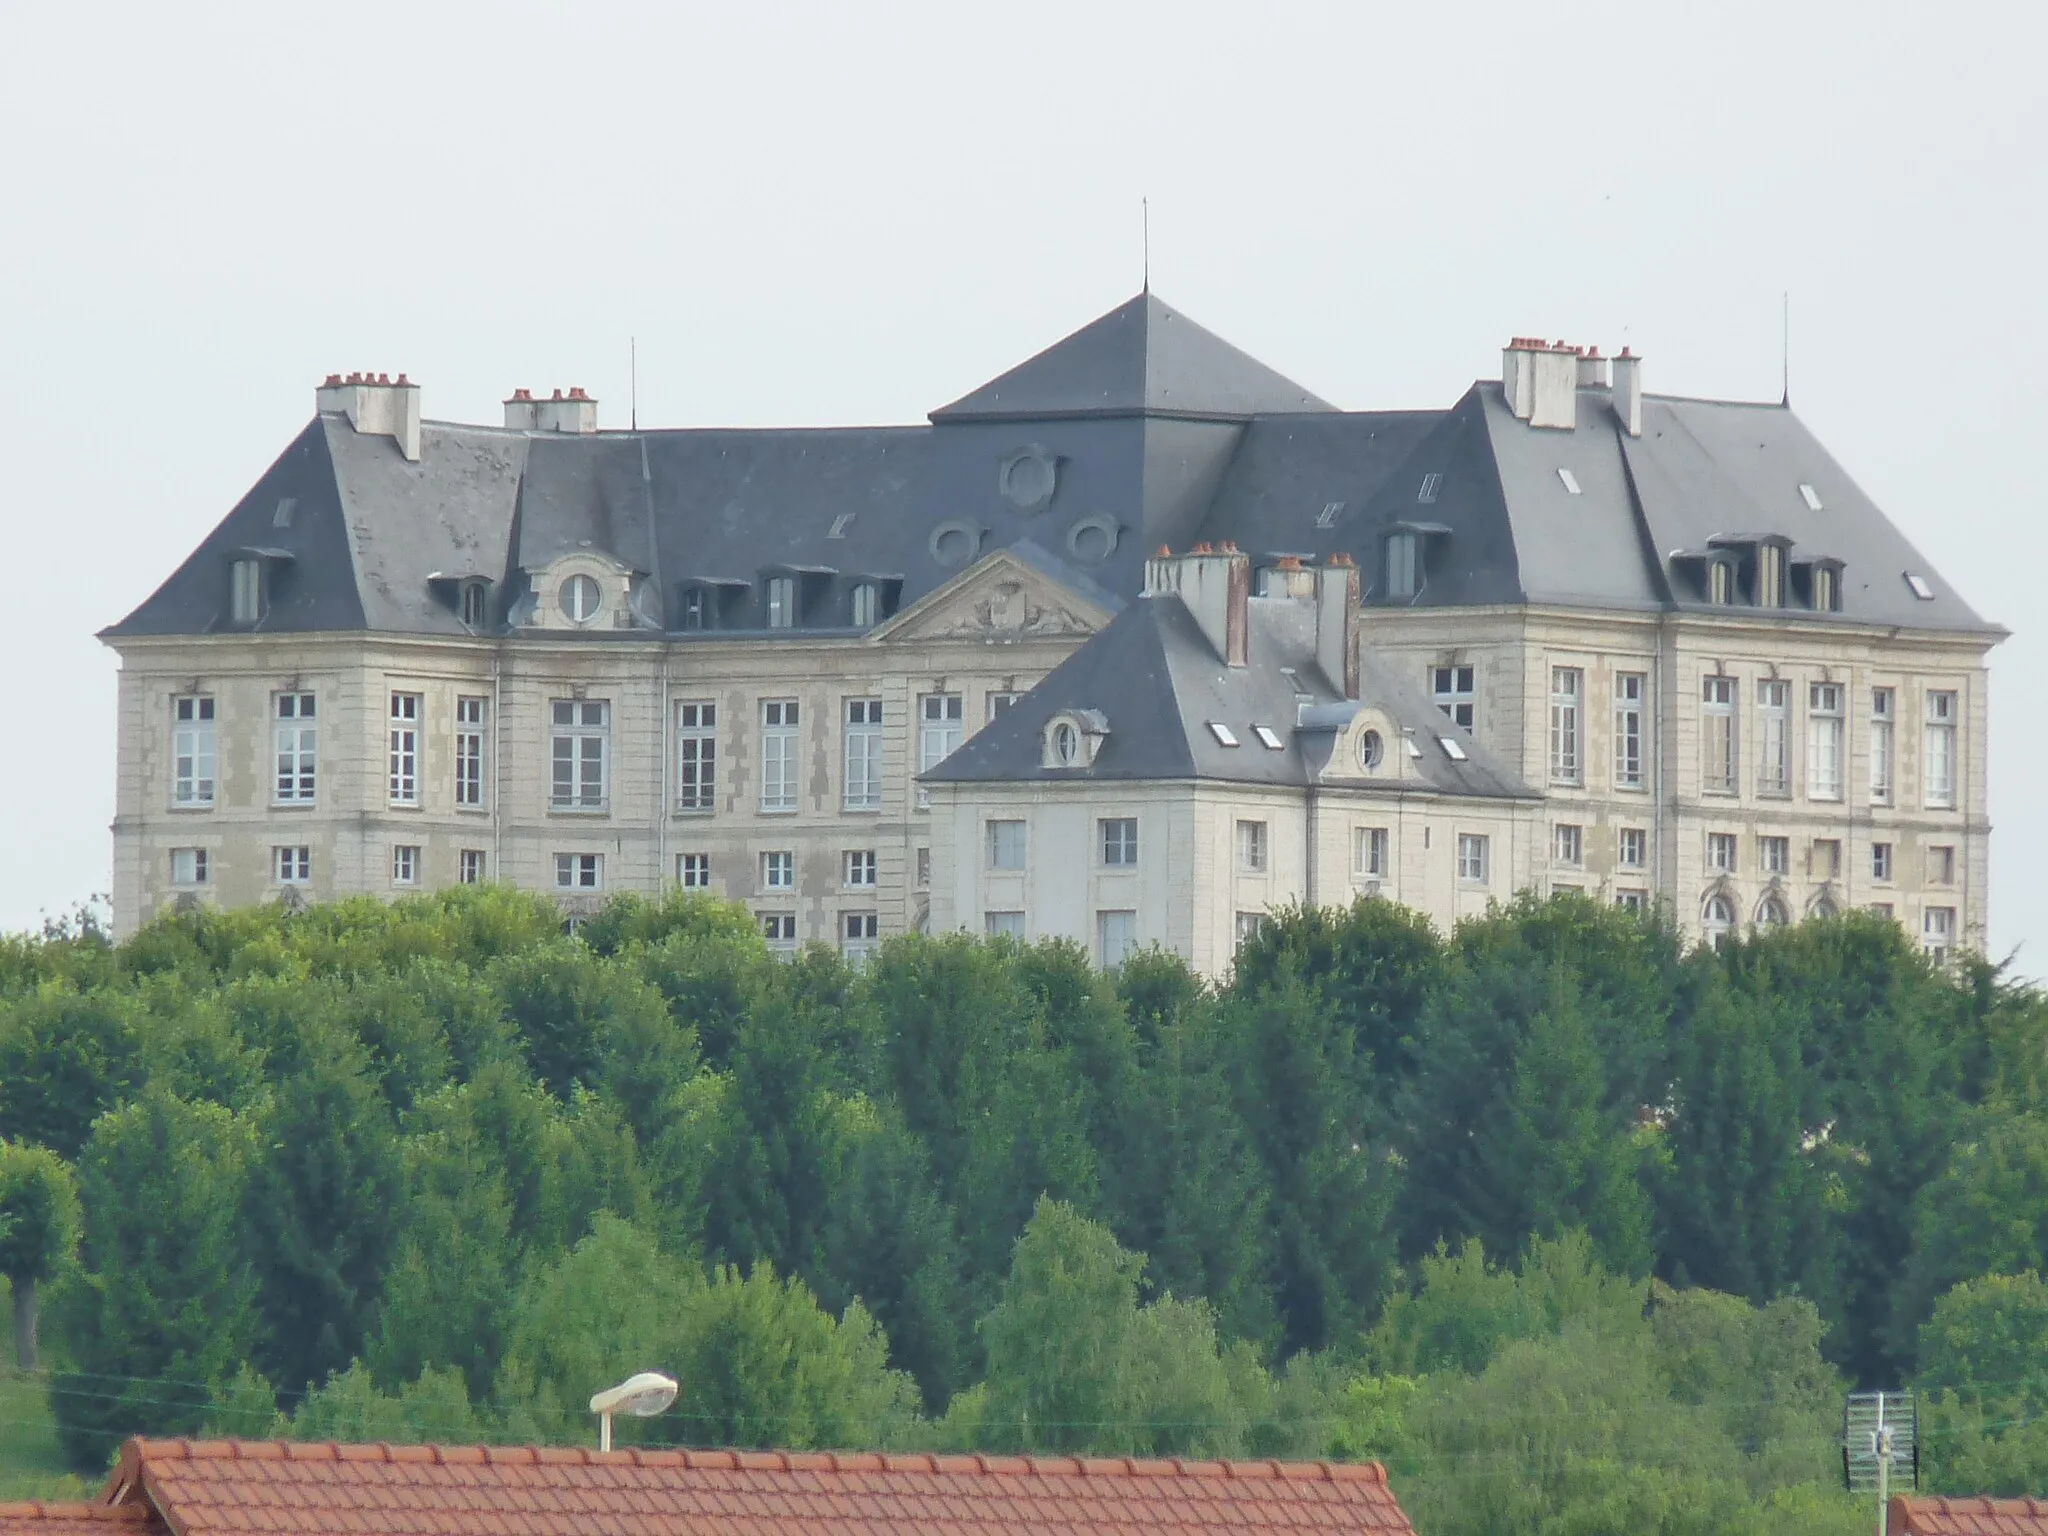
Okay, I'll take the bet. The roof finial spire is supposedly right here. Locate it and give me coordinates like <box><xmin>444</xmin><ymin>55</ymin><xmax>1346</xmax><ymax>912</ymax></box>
<box><xmin>1781</xmin><ymin>290</ymin><xmax>1790</xmax><ymax>408</ymax></box>
<box><xmin>1142</xmin><ymin>195</ymin><xmax>1150</xmax><ymax>294</ymax></box>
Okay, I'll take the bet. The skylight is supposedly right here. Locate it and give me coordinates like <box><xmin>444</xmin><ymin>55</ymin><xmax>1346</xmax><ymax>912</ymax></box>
<box><xmin>1418</xmin><ymin>473</ymin><xmax>1443</xmax><ymax>505</ymax></box>
<box><xmin>272</xmin><ymin>497</ymin><xmax>297</xmax><ymax>528</ymax></box>
<box><xmin>1254</xmin><ymin>725</ymin><xmax>1285</xmax><ymax>750</ymax></box>
<box><xmin>827</xmin><ymin>513</ymin><xmax>857</xmax><ymax>538</ymax></box>
<box><xmin>1439</xmin><ymin>737</ymin><xmax>1469</xmax><ymax>762</ymax></box>
<box><xmin>1904</xmin><ymin>572</ymin><xmax>1936</xmax><ymax>601</ymax></box>
<box><xmin>1799</xmin><ymin>483</ymin><xmax>1824</xmax><ymax>512</ymax></box>
<box><xmin>1402</xmin><ymin>734</ymin><xmax>1423</xmax><ymax>759</ymax></box>
<box><xmin>1316</xmin><ymin>501</ymin><xmax>1344</xmax><ymax>529</ymax></box>
<box><xmin>1208</xmin><ymin>722</ymin><xmax>1240</xmax><ymax>747</ymax></box>
<box><xmin>1557</xmin><ymin>468</ymin><xmax>1582</xmax><ymax>495</ymax></box>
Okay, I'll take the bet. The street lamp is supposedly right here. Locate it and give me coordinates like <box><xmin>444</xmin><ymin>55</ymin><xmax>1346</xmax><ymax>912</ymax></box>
<box><xmin>589</xmin><ymin>1372</ymin><xmax>678</xmax><ymax>1452</ymax></box>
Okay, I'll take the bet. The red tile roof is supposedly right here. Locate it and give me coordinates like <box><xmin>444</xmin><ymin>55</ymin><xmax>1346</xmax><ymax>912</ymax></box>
<box><xmin>0</xmin><ymin>1440</ymin><xmax>1414</xmax><ymax>1536</ymax></box>
<box><xmin>1894</xmin><ymin>1498</ymin><xmax>2048</xmax><ymax>1536</ymax></box>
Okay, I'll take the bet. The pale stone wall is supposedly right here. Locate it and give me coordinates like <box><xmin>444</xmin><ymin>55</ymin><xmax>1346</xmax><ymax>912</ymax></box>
<box><xmin>1356</xmin><ymin>604</ymin><xmax>1995</xmax><ymax>952</ymax></box>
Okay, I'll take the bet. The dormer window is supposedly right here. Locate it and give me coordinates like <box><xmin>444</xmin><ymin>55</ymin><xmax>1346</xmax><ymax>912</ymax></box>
<box><xmin>230</xmin><ymin>559</ymin><xmax>262</xmax><ymax>625</ymax></box>
<box><xmin>851</xmin><ymin>582</ymin><xmax>878</xmax><ymax>628</ymax></box>
<box><xmin>1812</xmin><ymin>562</ymin><xmax>1841</xmax><ymax>613</ymax></box>
<box><xmin>1385</xmin><ymin>532</ymin><xmax>1418</xmax><ymax>598</ymax></box>
<box><xmin>1757</xmin><ymin>541</ymin><xmax>1786</xmax><ymax>607</ymax></box>
<box><xmin>680</xmin><ymin>588</ymin><xmax>708</xmax><ymax>630</ymax></box>
<box><xmin>1042</xmin><ymin>710</ymin><xmax>1109</xmax><ymax>768</ymax></box>
<box><xmin>561</xmin><ymin>574</ymin><xmax>602</xmax><ymax>624</ymax></box>
<box><xmin>461</xmin><ymin>581</ymin><xmax>488</xmax><ymax>628</ymax></box>
<box><xmin>1708</xmin><ymin>560</ymin><xmax>1735</xmax><ymax>606</ymax></box>
<box><xmin>767</xmin><ymin>576</ymin><xmax>797</xmax><ymax>629</ymax></box>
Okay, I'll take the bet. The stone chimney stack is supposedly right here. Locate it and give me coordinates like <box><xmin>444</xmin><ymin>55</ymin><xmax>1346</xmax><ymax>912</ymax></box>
<box><xmin>1145</xmin><ymin>542</ymin><xmax>1250</xmax><ymax>668</ymax></box>
<box><xmin>1501</xmin><ymin>338</ymin><xmax>1580</xmax><ymax>430</ymax></box>
<box><xmin>1577</xmin><ymin>346</ymin><xmax>1609</xmax><ymax>388</ymax></box>
<box><xmin>316</xmin><ymin>372</ymin><xmax>421</xmax><ymax>461</ymax></box>
<box><xmin>1266</xmin><ymin>555</ymin><xmax>1317</xmax><ymax>599</ymax></box>
<box><xmin>503</xmin><ymin>388</ymin><xmax>537</xmax><ymax>430</ymax></box>
<box><xmin>1612</xmin><ymin>348</ymin><xmax>1643</xmax><ymax>437</ymax></box>
<box><xmin>505</xmin><ymin>387</ymin><xmax>598</xmax><ymax>433</ymax></box>
<box><xmin>1315</xmin><ymin>555</ymin><xmax>1361</xmax><ymax>700</ymax></box>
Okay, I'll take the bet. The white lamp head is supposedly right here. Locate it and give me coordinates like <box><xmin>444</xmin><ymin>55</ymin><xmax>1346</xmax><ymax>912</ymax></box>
<box><xmin>590</xmin><ymin>1371</ymin><xmax>679</xmax><ymax>1418</ymax></box>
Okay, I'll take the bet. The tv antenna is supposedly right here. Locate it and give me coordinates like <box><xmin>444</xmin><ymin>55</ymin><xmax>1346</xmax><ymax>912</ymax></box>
<box><xmin>1844</xmin><ymin>1390</ymin><xmax>1917</xmax><ymax>1536</ymax></box>
<box><xmin>630</xmin><ymin>336</ymin><xmax>639</xmax><ymax>431</ymax></box>
<box><xmin>1781</xmin><ymin>292</ymin><xmax>1790</xmax><ymax>407</ymax></box>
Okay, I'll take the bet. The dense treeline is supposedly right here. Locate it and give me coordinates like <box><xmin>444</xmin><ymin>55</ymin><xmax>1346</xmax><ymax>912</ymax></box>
<box><xmin>2</xmin><ymin>888</ymin><xmax>2047</xmax><ymax>1530</ymax></box>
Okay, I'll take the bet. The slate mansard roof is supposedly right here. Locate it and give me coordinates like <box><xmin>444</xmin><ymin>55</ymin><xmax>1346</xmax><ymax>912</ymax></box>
<box><xmin>925</xmin><ymin>589</ymin><xmax>1534</xmax><ymax>800</ymax></box>
<box><xmin>0</xmin><ymin>1437</ymin><xmax>1416</xmax><ymax>1536</ymax></box>
<box><xmin>103</xmin><ymin>295</ymin><xmax>1993</xmax><ymax>643</ymax></box>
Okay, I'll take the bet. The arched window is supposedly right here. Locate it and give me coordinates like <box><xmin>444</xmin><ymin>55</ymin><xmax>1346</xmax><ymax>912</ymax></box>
<box><xmin>1702</xmin><ymin>894</ymin><xmax>1736</xmax><ymax>947</ymax></box>
<box><xmin>561</xmin><ymin>574</ymin><xmax>601</xmax><ymax>623</ymax></box>
<box><xmin>1756</xmin><ymin>895</ymin><xmax>1790</xmax><ymax>929</ymax></box>
<box><xmin>1810</xmin><ymin>896</ymin><xmax>1839</xmax><ymax>921</ymax></box>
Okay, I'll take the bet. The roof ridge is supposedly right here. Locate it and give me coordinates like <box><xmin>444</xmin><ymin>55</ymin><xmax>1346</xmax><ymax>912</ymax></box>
<box><xmin>122</xmin><ymin>1438</ymin><xmax>1385</xmax><ymax>1482</ymax></box>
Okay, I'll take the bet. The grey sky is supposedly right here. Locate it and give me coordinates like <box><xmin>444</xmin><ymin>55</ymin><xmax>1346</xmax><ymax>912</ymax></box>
<box><xmin>3</xmin><ymin>0</ymin><xmax>2041</xmax><ymax>961</ymax></box>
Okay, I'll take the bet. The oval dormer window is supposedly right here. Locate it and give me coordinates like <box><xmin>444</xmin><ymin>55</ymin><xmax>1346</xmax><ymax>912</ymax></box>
<box><xmin>1358</xmin><ymin>728</ymin><xmax>1385</xmax><ymax>772</ymax></box>
<box><xmin>1051</xmin><ymin>722</ymin><xmax>1079</xmax><ymax>765</ymax></box>
<box><xmin>561</xmin><ymin>574</ymin><xmax>602</xmax><ymax>623</ymax></box>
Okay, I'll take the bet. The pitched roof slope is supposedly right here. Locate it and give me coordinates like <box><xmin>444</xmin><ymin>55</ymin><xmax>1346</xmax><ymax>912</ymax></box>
<box><xmin>932</xmin><ymin>293</ymin><xmax>1334</xmax><ymax>422</ymax></box>
<box><xmin>927</xmin><ymin>590</ymin><xmax>1529</xmax><ymax>799</ymax></box>
<box><xmin>0</xmin><ymin>1507</ymin><xmax>155</xmax><ymax>1536</ymax></box>
<box><xmin>13</xmin><ymin>1439</ymin><xmax>1415</xmax><ymax>1536</ymax></box>
<box><xmin>1892</xmin><ymin>1496</ymin><xmax>2048</xmax><ymax>1536</ymax></box>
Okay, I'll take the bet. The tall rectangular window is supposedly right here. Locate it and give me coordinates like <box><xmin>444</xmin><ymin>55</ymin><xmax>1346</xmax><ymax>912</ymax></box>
<box><xmin>1548</xmin><ymin>667</ymin><xmax>1582</xmax><ymax>784</ymax></box>
<box><xmin>1702</xmin><ymin>676</ymin><xmax>1738</xmax><ymax>795</ymax></box>
<box><xmin>1929</xmin><ymin>845</ymin><xmax>1956</xmax><ymax>884</ymax></box>
<box><xmin>272</xmin><ymin>846</ymin><xmax>311</xmax><ymax>885</ymax></box>
<box><xmin>231</xmin><ymin>558</ymin><xmax>262</xmax><ymax>624</ymax></box>
<box><xmin>676</xmin><ymin>702</ymin><xmax>717</xmax><ymax>812</ymax></box>
<box><xmin>459</xmin><ymin>849</ymin><xmax>487</xmax><ymax>885</ymax></box>
<box><xmin>170</xmin><ymin>848</ymin><xmax>209</xmax><ymax>886</ymax></box>
<box><xmin>554</xmin><ymin>852</ymin><xmax>601</xmax><ymax>890</ymax></box>
<box><xmin>391</xmin><ymin>844</ymin><xmax>420</xmax><ymax>885</ymax></box>
<box><xmin>1237</xmin><ymin>820</ymin><xmax>1269</xmax><ymax>873</ymax></box>
<box><xmin>172</xmin><ymin>695</ymin><xmax>216</xmax><ymax>807</ymax></box>
<box><xmin>1457</xmin><ymin>833</ymin><xmax>1489</xmax><ymax>884</ymax></box>
<box><xmin>1432</xmin><ymin>665</ymin><xmax>1476</xmax><ymax>730</ymax></box>
<box><xmin>1812</xmin><ymin>839</ymin><xmax>1842</xmax><ymax>879</ymax></box>
<box><xmin>1808</xmin><ymin>683</ymin><xmax>1844</xmax><ymax>801</ymax></box>
<box><xmin>1554</xmin><ymin>824</ymin><xmax>1583</xmax><ymax>866</ymax></box>
<box><xmin>1619</xmin><ymin>828</ymin><xmax>1647</xmax><ymax>869</ymax></box>
<box><xmin>1614</xmin><ymin>672</ymin><xmax>1645</xmax><ymax>790</ymax></box>
<box><xmin>1385</xmin><ymin>533</ymin><xmax>1418</xmax><ymax>598</ymax></box>
<box><xmin>917</xmin><ymin>693</ymin><xmax>963</xmax><ymax>809</ymax></box>
<box><xmin>762</xmin><ymin>850</ymin><xmax>795</xmax><ymax>890</ymax></box>
<box><xmin>842</xmin><ymin>912</ymin><xmax>880</xmax><ymax>963</ymax></box>
<box><xmin>1756</xmin><ymin>680</ymin><xmax>1791</xmax><ymax>798</ymax></box>
<box><xmin>1707</xmin><ymin>832</ymin><xmax>1738</xmax><ymax>873</ymax></box>
<box><xmin>1923</xmin><ymin>906</ymin><xmax>1956</xmax><ymax>965</ymax></box>
<box><xmin>455</xmin><ymin>696</ymin><xmax>486</xmax><ymax>808</ymax></box>
<box><xmin>1870</xmin><ymin>688</ymin><xmax>1895</xmax><ymax>804</ymax></box>
<box><xmin>1924</xmin><ymin>690</ymin><xmax>1958</xmax><ymax>809</ymax></box>
<box><xmin>274</xmin><ymin>693</ymin><xmax>317</xmax><ymax>803</ymax></box>
<box><xmin>1101</xmin><ymin>818</ymin><xmax>1138</xmax><ymax>867</ymax></box>
<box><xmin>1355</xmin><ymin>826</ymin><xmax>1389</xmax><ymax>877</ymax></box>
<box><xmin>844</xmin><ymin>698</ymin><xmax>883</xmax><ymax>811</ymax></box>
<box><xmin>987</xmin><ymin>820</ymin><xmax>1027</xmax><ymax>871</ymax></box>
<box><xmin>844</xmin><ymin>850</ymin><xmax>877</xmax><ymax>887</ymax></box>
<box><xmin>678</xmin><ymin>852</ymin><xmax>710</xmax><ymax>888</ymax></box>
<box><xmin>388</xmin><ymin>692</ymin><xmax>421</xmax><ymax>805</ymax></box>
<box><xmin>766</xmin><ymin>575</ymin><xmax>797</xmax><ymax>629</ymax></box>
<box><xmin>761</xmin><ymin>700</ymin><xmax>799</xmax><ymax>812</ymax></box>
<box><xmin>550</xmin><ymin>700</ymin><xmax>609</xmax><ymax>810</ymax></box>
<box><xmin>761</xmin><ymin>912</ymin><xmax>798</xmax><ymax>950</ymax></box>
<box><xmin>1872</xmin><ymin>842</ymin><xmax>1893</xmax><ymax>881</ymax></box>
<box><xmin>1097</xmin><ymin>910</ymin><xmax>1138</xmax><ymax>969</ymax></box>
<box><xmin>1761</xmin><ymin>835</ymin><xmax>1790</xmax><ymax>876</ymax></box>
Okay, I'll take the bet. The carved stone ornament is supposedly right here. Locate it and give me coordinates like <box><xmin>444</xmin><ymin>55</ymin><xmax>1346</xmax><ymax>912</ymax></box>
<box><xmin>923</xmin><ymin>579</ymin><xmax>1095</xmax><ymax>643</ymax></box>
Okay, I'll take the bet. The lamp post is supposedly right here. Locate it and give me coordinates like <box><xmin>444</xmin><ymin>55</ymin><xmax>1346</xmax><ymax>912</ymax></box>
<box><xmin>589</xmin><ymin>1372</ymin><xmax>678</xmax><ymax>1452</ymax></box>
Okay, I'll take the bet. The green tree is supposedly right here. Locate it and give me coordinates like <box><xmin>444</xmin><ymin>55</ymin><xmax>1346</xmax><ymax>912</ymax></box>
<box><xmin>50</xmin><ymin>1090</ymin><xmax>259</xmax><ymax>1469</ymax></box>
<box><xmin>0</xmin><ymin>982</ymin><xmax>144</xmax><ymax>1158</ymax></box>
<box><xmin>1914</xmin><ymin>1271</ymin><xmax>2048</xmax><ymax>1494</ymax></box>
<box><xmin>0</xmin><ymin>1140</ymin><xmax>79</xmax><ymax>1371</ymax></box>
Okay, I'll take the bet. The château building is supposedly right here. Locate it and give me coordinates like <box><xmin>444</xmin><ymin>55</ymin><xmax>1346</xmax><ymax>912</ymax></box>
<box><xmin>103</xmin><ymin>295</ymin><xmax>1999</xmax><ymax>971</ymax></box>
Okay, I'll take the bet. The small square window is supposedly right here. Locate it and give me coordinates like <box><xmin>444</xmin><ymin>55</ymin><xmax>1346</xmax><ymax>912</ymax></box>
<box><xmin>842</xmin><ymin>911</ymin><xmax>880</xmax><ymax>963</ymax></box>
<box><xmin>985</xmin><ymin>910</ymin><xmax>1026</xmax><ymax>939</ymax></box>
<box><xmin>1706</xmin><ymin>832</ymin><xmax>1738</xmax><ymax>873</ymax></box>
<box><xmin>678</xmin><ymin>852</ymin><xmax>711</xmax><ymax>889</ymax></box>
<box><xmin>763</xmin><ymin>850</ymin><xmax>796</xmax><ymax>890</ymax></box>
<box><xmin>761</xmin><ymin>912</ymin><xmax>798</xmax><ymax>948</ymax></box>
<box><xmin>1101</xmin><ymin>818</ymin><xmax>1139</xmax><ymax>867</ymax></box>
<box><xmin>988</xmin><ymin>820</ymin><xmax>1027</xmax><ymax>871</ymax></box>
<box><xmin>392</xmin><ymin>845</ymin><xmax>420</xmax><ymax>886</ymax></box>
<box><xmin>273</xmin><ymin>846</ymin><xmax>311</xmax><ymax>885</ymax></box>
<box><xmin>459</xmin><ymin>849</ymin><xmax>487</xmax><ymax>885</ymax></box>
<box><xmin>1761</xmin><ymin>836</ymin><xmax>1790</xmax><ymax>876</ymax></box>
<box><xmin>844</xmin><ymin>850</ymin><xmax>877</xmax><ymax>887</ymax></box>
<box><xmin>1615</xmin><ymin>889</ymin><xmax>1648</xmax><ymax>913</ymax></box>
<box><xmin>1234</xmin><ymin>911</ymin><xmax>1266</xmax><ymax>946</ymax></box>
<box><xmin>170</xmin><ymin>848</ymin><xmax>209</xmax><ymax>886</ymax></box>
<box><xmin>1618</xmin><ymin>828</ymin><xmax>1647</xmax><ymax>869</ymax></box>
<box><xmin>554</xmin><ymin>852</ymin><xmax>601</xmax><ymax>890</ymax></box>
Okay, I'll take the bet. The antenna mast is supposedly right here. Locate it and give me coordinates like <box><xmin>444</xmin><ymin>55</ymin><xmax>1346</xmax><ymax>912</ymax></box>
<box><xmin>1781</xmin><ymin>292</ymin><xmax>1790</xmax><ymax>407</ymax></box>
<box><xmin>631</xmin><ymin>336</ymin><xmax>639</xmax><ymax>431</ymax></box>
<box><xmin>1142</xmin><ymin>197</ymin><xmax>1150</xmax><ymax>294</ymax></box>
